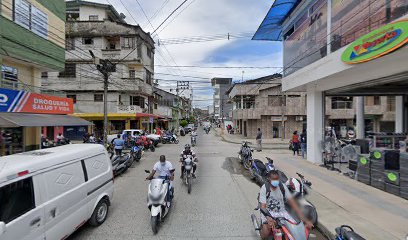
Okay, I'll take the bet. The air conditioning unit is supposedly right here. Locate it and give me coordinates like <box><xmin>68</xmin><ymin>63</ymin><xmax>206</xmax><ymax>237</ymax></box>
<box><xmin>296</xmin><ymin>116</ymin><xmax>304</xmax><ymax>121</ymax></box>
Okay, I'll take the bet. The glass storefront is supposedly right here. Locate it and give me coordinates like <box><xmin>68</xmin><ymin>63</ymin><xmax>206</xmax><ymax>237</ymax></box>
<box><xmin>283</xmin><ymin>0</ymin><xmax>408</xmax><ymax>76</ymax></box>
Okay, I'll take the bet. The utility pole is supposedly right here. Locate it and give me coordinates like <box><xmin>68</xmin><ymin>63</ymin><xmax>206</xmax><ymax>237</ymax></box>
<box><xmin>90</xmin><ymin>51</ymin><xmax>115</xmax><ymax>145</ymax></box>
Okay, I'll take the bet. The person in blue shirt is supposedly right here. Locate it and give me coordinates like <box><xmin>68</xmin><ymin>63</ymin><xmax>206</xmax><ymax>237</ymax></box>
<box><xmin>113</xmin><ymin>134</ymin><xmax>125</xmax><ymax>156</ymax></box>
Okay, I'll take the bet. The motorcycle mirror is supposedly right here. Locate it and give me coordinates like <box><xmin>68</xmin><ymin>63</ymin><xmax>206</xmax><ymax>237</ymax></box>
<box><xmin>144</xmin><ymin>170</ymin><xmax>151</xmax><ymax>174</ymax></box>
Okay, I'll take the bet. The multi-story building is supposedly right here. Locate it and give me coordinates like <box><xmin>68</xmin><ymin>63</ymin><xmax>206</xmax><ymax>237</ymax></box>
<box><xmin>0</xmin><ymin>0</ymin><xmax>86</xmax><ymax>153</ymax></box>
<box><xmin>153</xmin><ymin>87</ymin><xmax>183</xmax><ymax>130</ymax></box>
<box><xmin>228</xmin><ymin>75</ymin><xmax>307</xmax><ymax>139</ymax></box>
<box><xmin>254</xmin><ymin>0</ymin><xmax>408</xmax><ymax>163</ymax></box>
<box><xmin>212</xmin><ymin>78</ymin><xmax>232</xmax><ymax>121</ymax></box>
<box><xmin>42</xmin><ymin>0</ymin><xmax>155</xmax><ymax>136</ymax></box>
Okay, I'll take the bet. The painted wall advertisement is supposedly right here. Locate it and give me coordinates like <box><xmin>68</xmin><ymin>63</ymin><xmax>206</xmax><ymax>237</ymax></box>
<box><xmin>342</xmin><ymin>20</ymin><xmax>408</xmax><ymax>64</ymax></box>
<box><xmin>0</xmin><ymin>88</ymin><xmax>74</xmax><ymax>114</ymax></box>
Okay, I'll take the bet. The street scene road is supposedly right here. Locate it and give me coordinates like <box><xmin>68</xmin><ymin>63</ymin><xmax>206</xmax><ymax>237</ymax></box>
<box><xmin>69</xmin><ymin>129</ymin><xmax>325</xmax><ymax>240</ymax></box>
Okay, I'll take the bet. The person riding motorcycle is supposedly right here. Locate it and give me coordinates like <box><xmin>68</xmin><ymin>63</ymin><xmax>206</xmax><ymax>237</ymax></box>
<box><xmin>191</xmin><ymin>129</ymin><xmax>198</xmax><ymax>143</ymax></box>
<box><xmin>145</xmin><ymin>155</ymin><xmax>175</xmax><ymax>199</ymax></box>
<box><xmin>180</xmin><ymin>144</ymin><xmax>198</xmax><ymax>178</ymax></box>
<box><xmin>259</xmin><ymin>169</ymin><xmax>314</xmax><ymax>239</ymax></box>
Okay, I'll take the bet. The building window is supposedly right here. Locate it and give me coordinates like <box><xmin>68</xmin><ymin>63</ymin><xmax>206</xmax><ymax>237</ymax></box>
<box><xmin>374</xmin><ymin>96</ymin><xmax>381</xmax><ymax>105</ymax></box>
<box><xmin>1</xmin><ymin>65</ymin><xmax>18</xmax><ymax>82</ymax></box>
<box><xmin>387</xmin><ymin>96</ymin><xmax>395</xmax><ymax>111</ymax></box>
<box><xmin>122</xmin><ymin>37</ymin><xmax>135</xmax><ymax>49</ymax></box>
<box><xmin>66</xmin><ymin>38</ymin><xmax>75</xmax><ymax>50</ymax></box>
<box><xmin>146</xmin><ymin>70</ymin><xmax>152</xmax><ymax>85</ymax></box>
<box><xmin>130</xmin><ymin>96</ymin><xmax>145</xmax><ymax>107</ymax></box>
<box><xmin>154</xmin><ymin>103</ymin><xmax>158</xmax><ymax>109</ymax></box>
<box><xmin>147</xmin><ymin>47</ymin><xmax>152</xmax><ymax>58</ymax></box>
<box><xmin>89</xmin><ymin>15</ymin><xmax>98</xmax><ymax>21</ymax></box>
<box><xmin>41</xmin><ymin>72</ymin><xmax>48</xmax><ymax>78</ymax></box>
<box><xmin>0</xmin><ymin>177</ymin><xmax>35</xmax><ymax>224</ymax></box>
<box><xmin>82</xmin><ymin>38</ymin><xmax>93</xmax><ymax>45</ymax></box>
<box><xmin>14</xmin><ymin>0</ymin><xmax>48</xmax><ymax>39</ymax></box>
<box><xmin>66</xmin><ymin>94</ymin><xmax>77</xmax><ymax>104</ymax></box>
<box><xmin>129</xmin><ymin>70</ymin><xmax>136</xmax><ymax>79</ymax></box>
<box><xmin>331</xmin><ymin>97</ymin><xmax>353</xmax><ymax>109</ymax></box>
<box><xmin>94</xmin><ymin>94</ymin><xmax>103</xmax><ymax>102</ymax></box>
<box><xmin>58</xmin><ymin>63</ymin><xmax>76</xmax><ymax>78</ymax></box>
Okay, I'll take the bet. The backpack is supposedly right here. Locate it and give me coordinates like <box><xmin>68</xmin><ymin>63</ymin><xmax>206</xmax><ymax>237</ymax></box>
<box><xmin>265</xmin><ymin>181</ymin><xmax>286</xmax><ymax>202</ymax></box>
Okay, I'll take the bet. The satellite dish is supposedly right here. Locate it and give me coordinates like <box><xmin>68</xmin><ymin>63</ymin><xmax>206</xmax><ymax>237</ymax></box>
<box><xmin>120</xmin><ymin>13</ymin><xmax>126</xmax><ymax>19</ymax></box>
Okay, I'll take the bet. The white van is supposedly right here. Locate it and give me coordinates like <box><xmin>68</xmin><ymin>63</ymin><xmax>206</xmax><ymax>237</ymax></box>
<box><xmin>0</xmin><ymin>144</ymin><xmax>114</xmax><ymax>240</ymax></box>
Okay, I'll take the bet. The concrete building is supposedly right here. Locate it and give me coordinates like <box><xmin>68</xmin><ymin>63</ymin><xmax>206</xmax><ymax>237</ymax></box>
<box><xmin>228</xmin><ymin>75</ymin><xmax>306</xmax><ymax>139</ymax></box>
<box><xmin>42</xmin><ymin>0</ymin><xmax>155</xmax><ymax>136</ymax></box>
<box><xmin>153</xmin><ymin>87</ymin><xmax>184</xmax><ymax>130</ymax></box>
<box><xmin>212</xmin><ymin>78</ymin><xmax>232</xmax><ymax>121</ymax></box>
<box><xmin>254</xmin><ymin>0</ymin><xmax>408</xmax><ymax>163</ymax></box>
<box><xmin>0</xmin><ymin>0</ymin><xmax>73</xmax><ymax>153</ymax></box>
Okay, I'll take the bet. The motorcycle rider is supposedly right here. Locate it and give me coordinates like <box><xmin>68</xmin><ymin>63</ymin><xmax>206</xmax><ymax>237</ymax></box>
<box><xmin>180</xmin><ymin>144</ymin><xmax>197</xmax><ymax>178</ymax></box>
<box><xmin>260</xmin><ymin>170</ymin><xmax>314</xmax><ymax>239</ymax></box>
<box><xmin>191</xmin><ymin>128</ymin><xmax>198</xmax><ymax>144</ymax></box>
<box><xmin>146</xmin><ymin>155</ymin><xmax>175</xmax><ymax>200</ymax></box>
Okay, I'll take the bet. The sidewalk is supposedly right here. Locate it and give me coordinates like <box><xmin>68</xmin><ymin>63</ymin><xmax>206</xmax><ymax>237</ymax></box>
<box><xmin>252</xmin><ymin>150</ymin><xmax>408</xmax><ymax>239</ymax></box>
<box><xmin>214</xmin><ymin>128</ymin><xmax>290</xmax><ymax>149</ymax></box>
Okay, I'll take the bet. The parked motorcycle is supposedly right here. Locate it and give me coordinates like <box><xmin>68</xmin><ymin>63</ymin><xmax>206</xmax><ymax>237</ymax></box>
<box><xmin>286</xmin><ymin>173</ymin><xmax>318</xmax><ymax>226</ymax></box>
<box><xmin>145</xmin><ymin>171</ymin><xmax>173</xmax><ymax>234</ymax></box>
<box><xmin>111</xmin><ymin>153</ymin><xmax>131</xmax><ymax>176</ymax></box>
<box><xmin>182</xmin><ymin>155</ymin><xmax>196</xmax><ymax>194</ymax></box>
<box><xmin>238</xmin><ymin>141</ymin><xmax>253</xmax><ymax>170</ymax></box>
<box><xmin>251</xmin><ymin>208</ymin><xmax>309</xmax><ymax>240</ymax></box>
<box><xmin>161</xmin><ymin>134</ymin><xmax>179</xmax><ymax>144</ymax></box>
<box><xmin>250</xmin><ymin>157</ymin><xmax>275</xmax><ymax>185</ymax></box>
<box><xmin>130</xmin><ymin>145</ymin><xmax>143</xmax><ymax>162</ymax></box>
<box><xmin>335</xmin><ymin>225</ymin><xmax>365</xmax><ymax>240</ymax></box>
<box><xmin>137</xmin><ymin>136</ymin><xmax>155</xmax><ymax>152</ymax></box>
<box><xmin>56</xmin><ymin>138</ymin><xmax>71</xmax><ymax>146</ymax></box>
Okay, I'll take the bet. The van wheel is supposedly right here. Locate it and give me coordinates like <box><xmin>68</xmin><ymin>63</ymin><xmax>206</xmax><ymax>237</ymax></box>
<box><xmin>89</xmin><ymin>198</ymin><xmax>109</xmax><ymax>226</ymax></box>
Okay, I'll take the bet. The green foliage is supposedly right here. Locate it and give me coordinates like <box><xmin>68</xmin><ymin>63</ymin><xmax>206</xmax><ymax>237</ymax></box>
<box><xmin>188</xmin><ymin>116</ymin><xmax>196</xmax><ymax>123</ymax></box>
<box><xmin>180</xmin><ymin>120</ymin><xmax>188</xmax><ymax>128</ymax></box>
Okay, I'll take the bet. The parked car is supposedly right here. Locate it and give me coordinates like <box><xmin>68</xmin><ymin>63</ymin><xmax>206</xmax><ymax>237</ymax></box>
<box><xmin>0</xmin><ymin>144</ymin><xmax>114</xmax><ymax>240</ymax></box>
<box><xmin>107</xmin><ymin>129</ymin><xmax>144</xmax><ymax>143</ymax></box>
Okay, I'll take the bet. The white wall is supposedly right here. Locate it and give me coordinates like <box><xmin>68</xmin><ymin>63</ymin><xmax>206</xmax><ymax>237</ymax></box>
<box><xmin>79</xmin><ymin>6</ymin><xmax>107</xmax><ymax>21</ymax></box>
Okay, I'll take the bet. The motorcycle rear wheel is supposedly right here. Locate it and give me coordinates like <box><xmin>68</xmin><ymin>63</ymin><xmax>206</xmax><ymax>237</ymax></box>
<box><xmin>151</xmin><ymin>215</ymin><xmax>159</xmax><ymax>234</ymax></box>
<box><xmin>175</xmin><ymin>140</ymin><xmax>179</xmax><ymax>144</ymax></box>
<box><xmin>303</xmin><ymin>204</ymin><xmax>318</xmax><ymax>225</ymax></box>
<box><xmin>150</xmin><ymin>146</ymin><xmax>156</xmax><ymax>152</ymax></box>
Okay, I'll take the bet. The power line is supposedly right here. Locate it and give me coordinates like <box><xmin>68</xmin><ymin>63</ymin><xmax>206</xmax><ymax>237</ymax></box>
<box><xmin>152</xmin><ymin>0</ymin><xmax>189</xmax><ymax>35</ymax></box>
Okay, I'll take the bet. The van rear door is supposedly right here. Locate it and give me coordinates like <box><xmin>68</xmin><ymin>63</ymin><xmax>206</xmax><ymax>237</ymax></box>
<box><xmin>0</xmin><ymin>177</ymin><xmax>45</xmax><ymax>240</ymax></box>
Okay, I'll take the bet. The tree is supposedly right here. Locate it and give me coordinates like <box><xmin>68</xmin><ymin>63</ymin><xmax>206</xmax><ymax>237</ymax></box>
<box><xmin>180</xmin><ymin>120</ymin><xmax>188</xmax><ymax>128</ymax></box>
<box><xmin>188</xmin><ymin>116</ymin><xmax>196</xmax><ymax>123</ymax></box>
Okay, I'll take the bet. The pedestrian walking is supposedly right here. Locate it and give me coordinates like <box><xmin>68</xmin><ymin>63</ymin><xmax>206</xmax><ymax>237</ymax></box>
<box><xmin>256</xmin><ymin>128</ymin><xmax>263</xmax><ymax>152</ymax></box>
<box><xmin>292</xmin><ymin>131</ymin><xmax>300</xmax><ymax>156</ymax></box>
<box><xmin>300</xmin><ymin>129</ymin><xmax>307</xmax><ymax>159</ymax></box>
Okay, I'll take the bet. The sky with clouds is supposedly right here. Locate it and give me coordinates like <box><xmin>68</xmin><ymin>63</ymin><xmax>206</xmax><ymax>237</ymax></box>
<box><xmin>90</xmin><ymin>0</ymin><xmax>282</xmax><ymax>108</ymax></box>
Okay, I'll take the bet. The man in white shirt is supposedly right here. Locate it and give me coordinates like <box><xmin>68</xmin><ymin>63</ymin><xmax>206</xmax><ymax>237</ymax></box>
<box><xmin>146</xmin><ymin>155</ymin><xmax>175</xmax><ymax>197</ymax></box>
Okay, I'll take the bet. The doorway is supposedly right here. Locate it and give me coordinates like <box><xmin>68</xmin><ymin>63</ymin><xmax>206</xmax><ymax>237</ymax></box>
<box><xmin>244</xmin><ymin>121</ymin><xmax>247</xmax><ymax>137</ymax></box>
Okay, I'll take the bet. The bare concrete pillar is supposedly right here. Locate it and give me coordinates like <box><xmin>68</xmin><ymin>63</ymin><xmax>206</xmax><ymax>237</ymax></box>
<box><xmin>356</xmin><ymin>96</ymin><xmax>365</xmax><ymax>139</ymax></box>
<box><xmin>306</xmin><ymin>90</ymin><xmax>323</xmax><ymax>164</ymax></box>
<box><xmin>396</xmin><ymin>96</ymin><xmax>404</xmax><ymax>132</ymax></box>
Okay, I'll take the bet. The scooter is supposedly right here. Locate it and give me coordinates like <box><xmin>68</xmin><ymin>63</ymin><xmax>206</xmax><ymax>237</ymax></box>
<box><xmin>162</xmin><ymin>134</ymin><xmax>179</xmax><ymax>144</ymax></box>
<box><xmin>286</xmin><ymin>173</ymin><xmax>318</xmax><ymax>226</ymax></box>
<box><xmin>111</xmin><ymin>153</ymin><xmax>131</xmax><ymax>176</ymax></box>
<box><xmin>130</xmin><ymin>144</ymin><xmax>143</xmax><ymax>163</ymax></box>
<box><xmin>191</xmin><ymin>135</ymin><xmax>197</xmax><ymax>147</ymax></box>
<box><xmin>181</xmin><ymin>155</ymin><xmax>196</xmax><ymax>194</ymax></box>
<box><xmin>145</xmin><ymin>171</ymin><xmax>173</xmax><ymax>234</ymax></box>
<box><xmin>250</xmin><ymin>157</ymin><xmax>275</xmax><ymax>185</ymax></box>
<box><xmin>251</xmin><ymin>208</ymin><xmax>309</xmax><ymax>240</ymax></box>
<box><xmin>238</xmin><ymin>141</ymin><xmax>253</xmax><ymax>170</ymax></box>
<box><xmin>335</xmin><ymin>225</ymin><xmax>365</xmax><ymax>240</ymax></box>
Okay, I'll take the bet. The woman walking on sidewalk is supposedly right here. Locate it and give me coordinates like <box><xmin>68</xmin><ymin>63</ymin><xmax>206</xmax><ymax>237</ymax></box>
<box><xmin>256</xmin><ymin>128</ymin><xmax>263</xmax><ymax>152</ymax></box>
<box><xmin>291</xmin><ymin>131</ymin><xmax>300</xmax><ymax>156</ymax></box>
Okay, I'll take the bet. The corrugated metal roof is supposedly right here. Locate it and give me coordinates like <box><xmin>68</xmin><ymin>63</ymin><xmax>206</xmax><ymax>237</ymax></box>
<box><xmin>252</xmin><ymin>0</ymin><xmax>302</xmax><ymax>41</ymax></box>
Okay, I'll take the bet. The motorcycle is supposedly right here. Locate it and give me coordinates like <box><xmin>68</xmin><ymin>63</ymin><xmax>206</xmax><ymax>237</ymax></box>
<box><xmin>161</xmin><ymin>134</ymin><xmax>179</xmax><ymax>144</ymax></box>
<box><xmin>137</xmin><ymin>136</ymin><xmax>156</xmax><ymax>152</ymax></box>
<box><xmin>111</xmin><ymin>153</ymin><xmax>131</xmax><ymax>176</ymax></box>
<box><xmin>204</xmin><ymin>127</ymin><xmax>210</xmax><ymax>134</ymax></box>
<box><xmin>191</xmin><ymin>135</ymin><xmax>197</xmax><ymax>146</ymax></box>
<box><xmin>56</xmin><ymin>138</ymin><xmax>71</xmax><ymax>146</ymax></box>
<box><xmin>238</xmin><ymin>141</ymin><xmax>253</xmax><ymax>170</ymax></box>
<box><xmin>286</xmin><ymin>173</ymin><xmax>318</xmax><ymax>226</ymax></box>
<box><xmin>130</xmin><ymin>144</ymin><xmax>143</xmax><ymax>162</ymax></box>
<box><xmin>250</xmin><ymin>157</ymin><xmax>275</xmax><ymax>185</ymax></box>
<box><xmin>181</xmin><ymin>155</ymin><xmax>196</xmax><ymax>194</ymax></box>
<box><xmin>251</xmin><ymin>207</ymin><xmax>309</xmax><ymax>240</ymax></box>
<box><xmin>145</xmin><ymin>171</ymin><xmax>173</xmax><ymax>234</ymax></box>
<box><xmin>335</xmin><ymin>225</ymin><xmax>365</xmax><ymax>240</ymax></box>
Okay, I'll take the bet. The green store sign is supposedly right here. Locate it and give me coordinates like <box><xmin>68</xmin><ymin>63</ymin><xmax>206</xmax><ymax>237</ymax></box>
<box><xmin>342</xmin><ymin>19</ymin><xmax>408</xmax><ymax>64</ymax></box>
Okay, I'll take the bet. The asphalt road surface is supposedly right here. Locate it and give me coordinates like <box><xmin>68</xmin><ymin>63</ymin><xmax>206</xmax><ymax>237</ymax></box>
<box><xmin>69</xmin><ymin>129</ymin><xmax>326</xmax><ymax>240</ymax></box>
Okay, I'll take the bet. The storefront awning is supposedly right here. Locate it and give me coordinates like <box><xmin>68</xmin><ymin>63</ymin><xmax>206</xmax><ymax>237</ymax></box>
<box><xmin>0</xmin><ymin>113</ymin><xmax>92</xmax><ymax>128</ymax></box>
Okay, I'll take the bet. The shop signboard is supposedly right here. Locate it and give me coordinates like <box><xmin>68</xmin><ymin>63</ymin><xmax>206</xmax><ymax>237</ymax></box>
<box><xmin>342</xmin><ymin>19</ymin><xmax>408</xmax><ymax>64</ymax></box>
<box><xmin>0</xmin><ymin>88</ymin><xmax>74</xmax><ymax>114</ymax></box>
